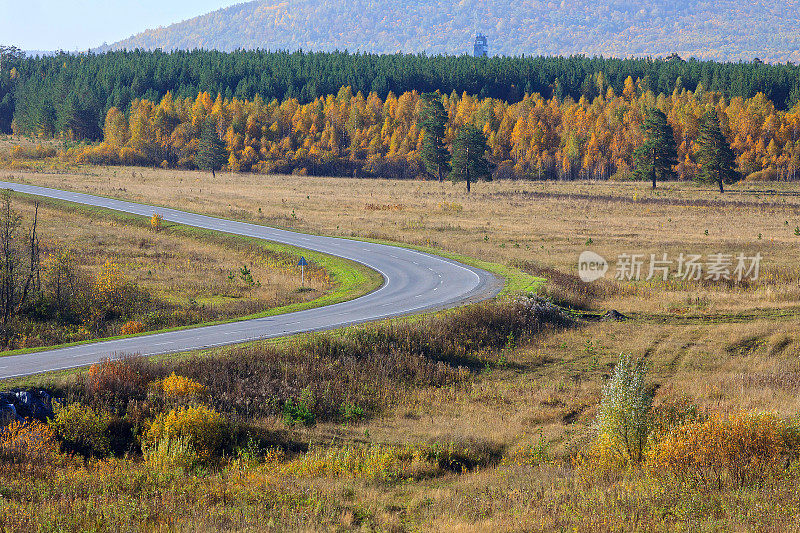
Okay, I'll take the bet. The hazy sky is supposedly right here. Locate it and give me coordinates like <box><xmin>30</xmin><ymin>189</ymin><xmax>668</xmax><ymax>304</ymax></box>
<box><xmin>0</xmin><ymin>1</ymin><xmax>240</xmax><ymax>51</ymax></box>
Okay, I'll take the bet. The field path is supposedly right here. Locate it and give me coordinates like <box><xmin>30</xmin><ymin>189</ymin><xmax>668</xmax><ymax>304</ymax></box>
<box><xmin>0</xmin><ymin>181</ymin><xmax>501</xmax><ymax>379</ymax></box>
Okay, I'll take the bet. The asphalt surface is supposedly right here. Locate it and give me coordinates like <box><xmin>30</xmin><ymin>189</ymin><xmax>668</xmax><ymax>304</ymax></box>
<box><xmin>0</xmin><ymin>181</ymin><xmax>502</xmax><ymax>380</ymax></box>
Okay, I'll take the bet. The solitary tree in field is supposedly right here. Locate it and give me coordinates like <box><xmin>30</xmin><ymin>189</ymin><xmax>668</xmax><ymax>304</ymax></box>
<box><xmin>419</xmin><ymin>92</ymin><xmax>451</xmax><ymax>182</ymax></box>
<box><xmin>196</xmin><ymin>117</ymin><xmax>226</xmax><ymax>178</ymax></box>
<box><xmin>597</xmin><ymin>353</ymin><xmax>653</xmax><ymax>464</ymax></box>
<box><xmin>633</xmin><ymin>108</ymin><xmax>677</xmax><ymax>189</ymax></box>
<box><xmin>696</xmin><ymin>111</ymin><xmax>738</xmax><ymax>193</ymax></box>
<box><xmin>450</xmin><ymin>124</ymin><xmax>492</xmax><ymax>193</ymax></box>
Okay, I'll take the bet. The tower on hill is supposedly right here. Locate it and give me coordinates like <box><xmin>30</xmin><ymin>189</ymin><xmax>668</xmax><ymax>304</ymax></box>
<box><xmin>474</xmin><ymin>33</ymin><xmax>488</xmax><ymax>57</ymax></box>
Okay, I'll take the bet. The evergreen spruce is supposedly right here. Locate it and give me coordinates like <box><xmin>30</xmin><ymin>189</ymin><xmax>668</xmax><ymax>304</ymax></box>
<box><xmin>633</xmin><ymin>108</ymin><xmax>678</xmax><ymax>189</ymax></box>
<box><xmin>419</xmin><ymin>92</ymin><xmax>450</xmax><ymax>182</ymax></box>
<box><xmin>696</xmin><ymin>110</ymin><xmax>739</xmax><ymax>193</ymax></box>
<box><xmin>196</xmin><ymin>117</ymin><xmax>226</xmax><ymax>178</ymax></box>
<box><xmin>449</xmin><ymin>124</ymin><xmax>492</xmax><ymax>193</ymax></box>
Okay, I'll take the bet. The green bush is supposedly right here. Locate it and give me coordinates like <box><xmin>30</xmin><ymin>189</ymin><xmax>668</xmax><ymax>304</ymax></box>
<box><xmin>50</xmin><ymin>402</ymin><xmax>111</xmax><ymax>457</ymax></box>
<box><xmin>339</xmin><ymin>401</ymin><xmax>365</xmax><ymax>422</ymax></box>
<box><xmin>283</xmin><ymin>387</ymin><xmax>316</xmax><ymax>426</ymax></box>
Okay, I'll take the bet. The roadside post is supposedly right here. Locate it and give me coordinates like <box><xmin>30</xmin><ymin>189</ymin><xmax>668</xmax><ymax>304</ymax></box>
<box><xmin>298</xmin><ymin>256</ymin><xmax>309</xmax><ymax>288</ymax></box>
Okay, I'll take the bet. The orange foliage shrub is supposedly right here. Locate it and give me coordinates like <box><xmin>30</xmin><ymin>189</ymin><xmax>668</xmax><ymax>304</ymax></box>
<box><xmin>87</xmin><ymin>358</ymin><xmax>145</xmax><ymax>394</ymax></box>
<box><xmin>0</xmin><ymin>419</ymin><xmax>60</xmax><ymax>465</ymax></box>
<box><xmin>74</xmin><ymin>142</ymin><xmax>122</xmax><ymax>165</ymax></box>
<box><xmin>84</xmin><ymin>357</ymin><xmax>150</xmax><ymax>413</ymax></box>
<box><xmin>150</xmin><ymin>213</ymin><xmax>163</xmax><ymax>232</ymax></box>
<box><xmin>646</xmin><ymin>412</ymin><xmax>800</xmax><ymax>489</ymax></box>
<box><xmin>120</xmin><ymin>320</ymin><xmax>145</xmax><ymax>335</ymax></box>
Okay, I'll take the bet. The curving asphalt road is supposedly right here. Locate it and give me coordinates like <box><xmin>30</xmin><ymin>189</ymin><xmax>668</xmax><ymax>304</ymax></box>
<box><xmin>0</xmin><ymin>181</ymin><xmax>502</xmax><ymax>380</ymax></box>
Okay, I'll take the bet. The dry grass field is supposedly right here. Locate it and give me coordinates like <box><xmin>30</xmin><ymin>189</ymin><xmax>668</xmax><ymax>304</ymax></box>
<box><xmin>7</xmin><ymin>165</ymin><xmax>800</xmax><ymax>315</ymax></box>
<box><xmin>1</xmin><ymin>194</ymin><xmax>332</xmax><ymax>349</ymax></box>
<box><xmin>4</xmin><ymin>162</ymin><xmax>800</xmax><ymax>531</ymax></box>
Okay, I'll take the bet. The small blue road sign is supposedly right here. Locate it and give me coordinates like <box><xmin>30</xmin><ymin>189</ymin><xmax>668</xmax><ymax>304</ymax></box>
<box><xmin>298</xmin><ymin>257</ymin><xmax>308</xmax><ymax>287</ymax></box>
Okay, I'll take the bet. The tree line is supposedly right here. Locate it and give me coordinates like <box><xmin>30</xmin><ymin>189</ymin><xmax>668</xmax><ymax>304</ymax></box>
<box><xmin>4</xmin><ymin>48</ymin><xmax>800</xmax><ymax>140</ymax></box>
<box><xmin>8</xmin><ymin>80</ymin><xmax>788</xmax><ymax>189</ymax></box>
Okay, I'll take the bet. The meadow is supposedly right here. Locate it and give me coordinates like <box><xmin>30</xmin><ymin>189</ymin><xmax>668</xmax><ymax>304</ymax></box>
<box><xmin>3</xmin><ymin>165</ymin><xmax>800</xmax><ymax>531</ymax></box>
<box><xmin>8</xmin><ymin>165</ymin><xmax>800</xmax><ymax>314</ymax></box>
<box><xmin>0</xmin><ymin>192</ymin><xmax>338</xmax><ymax>351</ymax></box>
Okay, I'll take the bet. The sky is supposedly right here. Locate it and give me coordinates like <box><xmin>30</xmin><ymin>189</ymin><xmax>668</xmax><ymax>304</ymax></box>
<box><xmin>0</xmin><ymin>0</ymin><xmax>240</xmax><ymax>51</ymax></box>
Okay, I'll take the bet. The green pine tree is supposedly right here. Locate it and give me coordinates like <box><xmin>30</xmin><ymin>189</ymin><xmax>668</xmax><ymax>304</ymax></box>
<box><xmin>632</xmin><ymin>108</ymin><xmax>678</xmax><ymax>189</ymax></box>
<box><xmin>196</xmin><ymin>117</ymin><xmax>226</xmax><ymax>178</ymax></box>
<box><xmin>449</xmin><ymin>124</ymin><xmax>492</xmax><ymax>193</ymax></box>
<box><xmin>419</xmin><ymin>92</ymin><xmax>451</xmax><ymax>182</ymax></box>
<box><xmin>696</xmin><ymin>111</ymin><xmax>738</xmax><ymax>193</ymax></box>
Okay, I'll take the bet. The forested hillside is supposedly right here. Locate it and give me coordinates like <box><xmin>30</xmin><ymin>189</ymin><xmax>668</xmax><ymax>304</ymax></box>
<box><xmin>99</xmin><ymin>0</ymin><xmax>800</xmax><ymax>63</ymax></box>
<box><xmin>4</xmin><ymin>49</ymin><xmax>800</xmax><ymax>182</ymax></box>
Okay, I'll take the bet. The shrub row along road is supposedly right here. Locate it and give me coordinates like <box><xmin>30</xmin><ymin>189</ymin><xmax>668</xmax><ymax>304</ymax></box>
<box><xmin>0</xmin><ymin>181</ymin><xmax>501</xmax><ymax>379</ymax></box>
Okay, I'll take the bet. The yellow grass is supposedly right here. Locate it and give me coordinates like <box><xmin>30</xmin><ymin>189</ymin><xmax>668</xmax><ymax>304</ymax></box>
<box><xmin>1</xmin><ymin>195</ymin><xmax>332</xmax><ymax>350</ymax></box>
<box><xmin>4</xmin><ymin>161</ymin><xmax>800</xmax><ymax>530</ymax></box>
<box><xmin>20</xmin><ymin>196</ymin><xmax>329</xmax><ymax>308</ymax></box>
<box><xmin>5</xmin><ymin>166</ymin><xmax>800</xmax><ymax>316</ymax></box>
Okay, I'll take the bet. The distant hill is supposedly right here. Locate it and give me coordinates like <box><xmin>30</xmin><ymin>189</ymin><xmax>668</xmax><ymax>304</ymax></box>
<box><xmin>100</xmin><ymin>0</ymin><xmax>800</xmax><ymax>62</ymax></box>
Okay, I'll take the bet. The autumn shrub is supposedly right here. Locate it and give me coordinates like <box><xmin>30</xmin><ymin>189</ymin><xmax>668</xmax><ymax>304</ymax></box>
<box><xmin>10</xmin><ymin>144</ymin><xmax>57</xmax><ymax>160</ymax></box>
<box><xmin>744</xmin><ymin>167</ymin><xmax>779</xmax><ymax>182</ymax></box>
<box><xmin>646</xmin><ymin>412</ymin><xmax>800</xmax><ymax>490</ymax></box>
<box><xmin>50</xmin><ymin>402</ymin><xmax>112</xmax><ymax>457</ymax></box>
<box><xmin>0</xmin><ymin>419</ymin><xmax>60</xmax><ymax>466</ymax></box>
<box><xmin>88</xmin><ymin>260</ymin><xmax>150</xmax><ymax>327</ymax></box>
<box><xmin>80</xmin><ymin>357</ymin><xmax>152</xmax><ymax>414</ymax></box>
<box><xmin>576</xmin><ymin>432</ymin><xmax>630</xmax><ymax>478</ymax></box>
<box><xmin>151</xmin><ymin>372</ymin><xmax>206</xmax><ymax>403</ymax></box>
<box><xmin>91</xmin><ymin>260</ymin><xmax>126</xmax><ymax>318</ymax></box>
<box><xmin>120</xmin><ymin>320</ymin><xmax>145</xmax><ymax>335</ymax></box>
<box><xmin>41</xmin><ymin>246</ymin><xmax>88</xmax><ymax>323</ymax></box>
<box><xmin>73</xmin><ymin>142</ymin><xmax>123</xmax><ymax>165</ymax></box>
<box><xmin>150</xmin><ymin>213</ymin><xmax>163</xmax><ymax>232</ymax></box>
<box><xmin>144</xmin><ymin>406</ymin><xmax>227</xmax><ymax>460</ymax></box>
